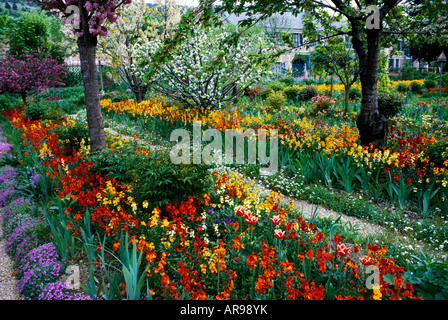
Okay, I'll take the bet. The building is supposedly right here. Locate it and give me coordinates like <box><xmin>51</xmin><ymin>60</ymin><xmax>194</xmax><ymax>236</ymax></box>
<box><xmin>222</xmin><ymin>11</ymin><xmax>414</xmax><ymax>79</ymax></box>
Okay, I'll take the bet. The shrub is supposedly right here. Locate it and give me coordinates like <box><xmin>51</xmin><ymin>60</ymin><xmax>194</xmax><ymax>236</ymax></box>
<box><xmin>424</xmin><ymin>138</ymin><xmax>448</xmax><ymax>168</ymax></box>
<box><xmin>88</xmin><ymin>144</ymin><xmax>213</xmax><ymax>210</ymax></box>
<box><xmin>410</xmin><ymin>81</ymin><xmax>423</xmax><ymax>95</ymax></box>
<box><xmin>378</xmin><ymin>91</ymin><xmax>406</xmax><ymax>118</ymax></box>
<box><xmin>278</xmin><ymin>76</ymin><xmax>295</xmax><ymax>87</ymax></box>
<box><xmin>266</xmin><ymin>81</ymin><xmax>285</xmax><ymax>92</ymax></box>
<box><xmin>283</xmin><ymin>86</ymin><xmax>300</xmax><ymax>100</ymax></box>
<box><xmin>424</xmin><ymin>78</ymin><xmax>437</xmax><ymax>90</ymax></box>
<box><xmin>24</xmin><ymin>101</ymin><xmax>46</xmax><ymax>121</ymax></box>
<box><xmin>0</xmin><ymin>94</ymin><xmax>21</xmax><ymax>111</ymax></box>
<box><xmin>349</xmin><ymin>87</ymin><xmax>362</xmax><ymax>100</ymax></box>
<box><xmin>297</xmin><ymin>86</ymin><xmax>318</xmax><ymax>102</ymax></box>
<box><xmin>395</xmin><ymin>82</ymin><xmax>409</xmax><ymax>93</ymax></box>
<box><xmin>309</xmin><ymin>95</ymin><xmax>334</xmax><ymax>116</ymax></box>
<box><xmin>54</xmin><ymin>119</ymin><xmax>90</xmax><ymax>154</ymax></box>
<box><xmin>266</xmin><ymin>90</ymin><xmax>286</xmax><ymax>111</ymax></box>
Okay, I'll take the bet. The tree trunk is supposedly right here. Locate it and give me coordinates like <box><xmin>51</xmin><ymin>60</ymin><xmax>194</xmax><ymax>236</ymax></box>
<box><xmin>351</xmin><ymin>26</ymin><xmax>387</xmax><ymax>149</ymax></box>
<box><xmin>344</xmin><ymin>85</ymin><xmax>350</xmax><ymax>115</ymax></box>
<box><xmin>78</xmin><ymin>34</ymin><xmax>106</xmax><ymax>152</ymax></box>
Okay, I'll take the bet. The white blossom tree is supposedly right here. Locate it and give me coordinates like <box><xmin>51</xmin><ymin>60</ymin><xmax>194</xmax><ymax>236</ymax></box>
<box><xmin>133</xmin><ymin>23</ymin><xmax>277</xmax><ymax>111</ymax></box>
<box><xmin>97</xmin><ymin>0</ymin><xmax>182</xmax><ymax>102</ymax></box>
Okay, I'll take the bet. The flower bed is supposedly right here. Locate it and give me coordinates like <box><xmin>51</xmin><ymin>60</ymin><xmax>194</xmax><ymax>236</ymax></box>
<box><xmin>0</xmin><ymin>108</ymin><xmax>423</xmax><ymax>300</ymax></box>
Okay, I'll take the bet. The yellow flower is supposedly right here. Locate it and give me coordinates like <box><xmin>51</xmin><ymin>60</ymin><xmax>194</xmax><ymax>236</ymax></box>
<box><xmin>372</xmin><ymin>284</ymin><xmax>382</xmax><ymax>300</ymax></box>
<box><xmin>142</xmin><ymin>200</ymin><xmax>149</xmax><ymax>209</ymax></box>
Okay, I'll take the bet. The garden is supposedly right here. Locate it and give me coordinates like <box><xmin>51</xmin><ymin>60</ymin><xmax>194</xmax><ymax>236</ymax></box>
<box><xmin>0</xmin><ymin>0</ymin><xmax>448</xmax><ymax>303</ymax></box>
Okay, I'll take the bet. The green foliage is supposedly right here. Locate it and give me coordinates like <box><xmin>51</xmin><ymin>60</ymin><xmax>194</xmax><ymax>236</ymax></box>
<box><xmin>24</xmin><ymin>100</ymin><xmax>45</xmax><ymax>120</ymax></box>
<box><xmin>283</xmin><ymin>86</ymin><xmax>300</xmax><ymax>100</ymax></box>
<box><xmin>297</xmin><ymin>86</ymin><xmax>318</xmax><ymax>102</ymax></box>
<box><xmin>266</xmin><ymin>81</ymin><xmax>285</xmax><ymax>92</ymax></box>
<box><xmin>88</xmin><ymin>144</ymin><xmax>212</xmax><ymax>210</ymax></box>
<box><xmin>377</xmin><ymin>49</ymin><xmax>392</xmax><ymax>92</ymax></box>
<box><xmin>424</xmin><ymin>138</ymin><xmax>448</xmax><ymax>168</ymax></box>
<box><xmin>410</xmin><ymin>81</ymin><xmax>423</xmax><ymax>95</ymax></box>
<box><xmin>0</xmin><ymin>93</ymin><xmax>21</xmax><ymax>110</ymax></box>
<box><xmin>24</xmin><ymin>100</ymin><xmax>65</xmax><ymax>122</ymax></box>
<box><xmin>266</xmin><ymin>90</ymin><xmax>286</xmax><ymax>111</ymax></box>
<box><xmin>395</xmin><ymin>82</ymin><xmax>409</xmax><ymax>93</ymax></box>
<box><xmin>54</xmin><ymin>120</ymin><xmax>89</xmax><ymax>154</ymax></box>
<box><xmin>424</xmin><ymin>78</ymin><xmax>437</xmax><ymax>89</ymax></box>
<box><xmin>6</xmin><ymin>10</ymin><xmax>65</xmax><ymax>61</ymax></box>
<box><xmin>378</xmin><ymin>91</ymin><xmax>406</xmax><ymax>118</ymax></box>
<box><xmin>403</xmin><ymin>255</ymin><xmax>448</xmax><ymax>300</ymax></box>
<box><xmin>349</xmin><ymin>86</ymin><xmax>362</xmax><ymax>100</ymax></box>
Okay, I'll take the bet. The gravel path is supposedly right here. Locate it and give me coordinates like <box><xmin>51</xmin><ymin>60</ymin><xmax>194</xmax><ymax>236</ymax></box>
<box><xmin>0</xmin><ymin>221</ymin><xmax>22</xmax><ymax>300</ymax></box>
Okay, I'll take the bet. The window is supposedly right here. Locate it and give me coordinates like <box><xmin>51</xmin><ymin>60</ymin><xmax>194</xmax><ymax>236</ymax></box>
<box><xmin>292</xmin><ymin>33</ymin><xmax>303</xmax><ymax>47</ymax></box>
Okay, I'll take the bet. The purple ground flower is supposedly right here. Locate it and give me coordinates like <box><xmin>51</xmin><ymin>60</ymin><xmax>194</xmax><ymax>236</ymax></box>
<box><xmin>16</xmin><ymin>243</ymin><xmax>65</xmax><ymax>300</ymax></box>
<box><xmin>38</xmin><ymin>281</ymin><xmax>95</xmax><ymax>300</ymax></box>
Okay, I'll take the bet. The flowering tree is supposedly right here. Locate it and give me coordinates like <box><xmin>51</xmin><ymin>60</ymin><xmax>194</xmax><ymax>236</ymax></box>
<box><xmin>133</xmin><ymin>23</ymin><xmax>276</xmax><ymax>111</ymax></box>
<box><xmin>97</xmin><ymin>0</ymin><xmax>182</xmax><ymax>102</ymax></box>
<box><xmin>0</xmin><ymin>50</ymin><xmax>66</xmax><ymax>103</ymax></box>
<box><xmin>27</xmin><ymin>0</ymin><xmax>132</xmax><ymax>152</ymax></box>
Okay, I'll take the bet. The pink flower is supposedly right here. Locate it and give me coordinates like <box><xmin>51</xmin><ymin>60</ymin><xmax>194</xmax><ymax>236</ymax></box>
<box><xmin>270</xmin><ymin>215</ymin><xmax>281</xmax><ymax>225</ymax></box>
<box><xmin>274</xmin><ymin>229</ymin><xmax>285</xmax><ymax>240</ymax></box>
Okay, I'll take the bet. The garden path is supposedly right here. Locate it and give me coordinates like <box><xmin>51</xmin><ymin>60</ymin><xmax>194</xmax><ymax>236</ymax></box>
<box><xmin>0</xmin><ymin>211</ymin><xmax>22</xmax><ymax>300</ymax></box>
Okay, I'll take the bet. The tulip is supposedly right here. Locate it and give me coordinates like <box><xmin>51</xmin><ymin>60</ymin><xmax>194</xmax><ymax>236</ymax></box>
<box><xmin>270</xmin><ymin>215</ymin><xmax>281</xmax><ymax>225</ymax></box>
<box><xmin>274</xmin><ymin>229</ymin><xmax>285</xmax><ymax>240</ymax></box>
<box><xmin>337</xmin><ymin>243</ymin><xmax>351</xmax><ymax>257</ymax></box>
